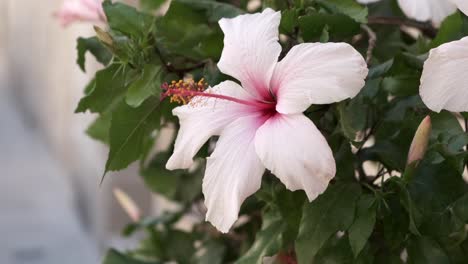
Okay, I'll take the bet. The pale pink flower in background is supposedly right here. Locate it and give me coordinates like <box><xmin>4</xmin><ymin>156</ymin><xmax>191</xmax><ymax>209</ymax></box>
<box><xmin>55</xmin><ymin>0</ymin><xmax>106</xmax><ymax>27</ymax></box>
<box><xmin>420</xmin><ymin>37</ymin><xmax>468</xmax><ymax>112</ymax></box>
<box><xmin>451</xmin><ymin>0</ymin><xmax>468</xmax><ymax>15</ymax></box>
<box><xmin>358</xmin><ymin>0</ymin><xmax>468</xmax><ymax>25</ymax></box>
<box><xmin>164</xmin><ymin>9</ymin><xmax>368</xmax><ymax>232</ymax></box>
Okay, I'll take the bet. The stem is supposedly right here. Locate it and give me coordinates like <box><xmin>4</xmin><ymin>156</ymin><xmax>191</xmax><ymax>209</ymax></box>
<box><xmin>361</xmin><ymin>25</ymin><xmax>377</xmax><ymax>65</ymax></box>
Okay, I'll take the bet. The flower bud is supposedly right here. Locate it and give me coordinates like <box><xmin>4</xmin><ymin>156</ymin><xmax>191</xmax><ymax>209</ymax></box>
<box><xmin>94</xmin><ymin>26</ymin><xmax>113</xmax><ymax>46</ymax></box>
<box><xmin>407</xmin><ymin>116</ymin><xmax>432</xmax><ymax>166</ymax></box>
<box><xmin>113</xmin><ymin>188</ymin><xmax>141</xmax><ymax>222</ymax></box>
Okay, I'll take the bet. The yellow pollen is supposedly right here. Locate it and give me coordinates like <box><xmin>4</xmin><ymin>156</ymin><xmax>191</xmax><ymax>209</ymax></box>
<box><xmin>163</xmin><ymin>78</ymin><xmax>208</xmax><ymax>105</ymax></box>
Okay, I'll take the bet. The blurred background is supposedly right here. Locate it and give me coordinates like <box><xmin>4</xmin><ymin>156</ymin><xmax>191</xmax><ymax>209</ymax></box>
<box><xmin>0</xmin><ymin>1</ymin><xmax>160</xmax><ymax>263</ymax></box>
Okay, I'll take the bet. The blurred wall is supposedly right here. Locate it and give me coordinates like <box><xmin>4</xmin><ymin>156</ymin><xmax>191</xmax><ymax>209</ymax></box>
<box><xmin>2</xmin><ymin>0</ymin><xmax>152</xmax><ymax>248</ymax></box>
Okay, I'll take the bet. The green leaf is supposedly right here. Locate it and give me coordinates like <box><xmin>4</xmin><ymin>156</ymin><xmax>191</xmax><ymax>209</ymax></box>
<box><xmin>298</xmin><ymin>12</ymin><xmax>360</xmax><ymax>42</ymax></box>
<box><xmin>236</xmin><ymin>210</ymin><xmax>285</xmax><ymax>264</ymax></box>
<box><xmin>126</xmin><ymin>64</ymin><xmax>163</xmax><ymax>107</ymax></box>
<box><xmin>316</xmin><ymin>0</ymin><xmax>368</xmax><ymax>23</ymax></box>
<box><xmin>381</xmin><ymin>53</ymin><xmax>424</xmax><ymax>97</ymax></box>
<box><xmin>280</xmin><ymin>9</ymin><xmax>299</xmax><ymax>34</ymax></box>
<box><xmin>140</xmin><ymin>0</ymin><xmax>166</xmax><ymax>11</ymax></box>
<box><xmin>162</xmin><ymin>230</ymin><xmax>196</xmax><ymax>262</ymax></box>
<box><xmin>295</xmin><ymin>182</ymin><xmax>362</xmax><ymax>264</ymax></box>
<box><xmin>76</xmin><ymin>37</ymin><xmax>112</xmax><ymax>72</ymax></box>
<box><xmin>103</xmin><ymin>1</ymin><xmax>153</xmax><ymax>37</ymax></box>
<box><xmin>174</xmin><ymin>0</ymin><xmax>244</xmax><ymax>22</ymax></box>
<box><xmin>431</xmin><ymin>12</ymin><xmax>468</xmax><ymax>49</ymax></box>
<box><xmin>155</xmin><ymin>1</ymin><xmax>223</xmax><ymax>60</ymax></box>
<box><xmin>105</xmin><ymin>97</ymin><xmax>161</xmax><ymax>173</ymax></box>
<box><xmin>76</xmin><ymin>65</ymin><xmax>134</xmax><ymax>113</ymax></box>
<box><xmin>453</xmin><ymin>193</ymin><xmax>468</xmax><ymax>221</ymax></box>
<box><xmin>86</xmin><ymin>113</ymin><xmax>111</xmax><ymax>144</ymax></box>
<box><xmin>314</xmin><ymin>235</ymin><xmax>356</xmax><ymax>264</ymax></box>
<box><xmin>102</xmin><ymin>249</ymin><xmax>161</xmax><ymax>264</ymax></box>
<box><xmin>407</xmin><ymin>237</ymin><xmax>450</xmax><ymax>264</ymax></box>
<box><xmin>348</xmin><ymin>195</ymin><xmax>376</xmax><ymax>258</ymax></box>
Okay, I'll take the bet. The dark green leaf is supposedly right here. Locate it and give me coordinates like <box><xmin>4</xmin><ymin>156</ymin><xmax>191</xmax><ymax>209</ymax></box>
<box><xmin>236</xmin><ymin>210</ymin><xmax>285</xmax><ymax>264</ymax></box>
<box><xmin>103</xmin><ymin>1</ymin><xmax>153</xmax><ymax>37</ymax></box>
<box><xmin>76</xmin><ymin>37</ymin><xmax>112</xmax><ymax>72</ymax></box>
<box><xmin>280</xmin><ymin>9</ymin><xmax>299</xmax><ymax>34</ymax></box>
<box><xmin>174</xmin><ymin>0</ymin><xmax>244</xmax><ymax>22</ymax></box>
<box><xmin>316</xmin><ymin>0</ymin><xmax>368</xmax><ymax>23</ymax></box>
<box><xmin>155</xmin><ymin>1</ymin><xmax>223</xmax><ymax>60</ymax></box>
<box><xmin>431</xmin><ymin>12</ymin><xmax>468</xmax><ymax>49</ymax></box>
<box><xmin>76</xmin><ymin>64</ymin><xmax>134</xmax><ymax>113</ymax></box>
<box><xmin>105</xmin><ymin>97</ymin><xmax>161</xmax><ymax>172</ymax></box>
<box><xmin>299</xmin><ymin>12</ymin><xmax>360</xmax><ymax>41</ymax></box>
<box><xmin>126</xmin><ymin>64</ymin><xmax>163</xmax><ymax>107</ymax></box>
<box><xmin>407</xmin><ymin>237</ymin><xmax>450</xmax><ymax>264</ymax></box>
<box><xmin>348</xmin><ymin>194</ymin><xmax>376</xmax><ymax>258</ymax></box>
<box><xmin>295</xmin><ymin>182</ymin><xmax>362</xmax><ymax>263</ymax></box>
<box><xmin>86</xmin><ymin>113</ymin><xmax>111</xmax><ymax>144</ymax></box>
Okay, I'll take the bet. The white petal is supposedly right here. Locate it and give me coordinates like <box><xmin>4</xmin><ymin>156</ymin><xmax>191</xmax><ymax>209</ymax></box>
<box><xmin>254</xmin><ymin>114</ymin><xmax>336</xmax><ymax>201</ymax></box>
<box><xmin>203</xmin><ymin>115</ymin><xmax>265</xmax><ymax>233</ymax></box>
<box><xmin>397</xmin><ymin>0</ymin><xmax>457</xmax><ymax>25</ymax></box>
<box><xmin>218</xmin><ymin>8</ymin><xmax>281</xmax><ymax>100</ymax></box>
<box><xmin>272</xmin><ymin>43</ymin><xmax>368</xmax><ymax>114</ymax></box>
<box><xmin>166</xmin><ymin>81</ymin><xmax>254</xmax><ymax>170</ymax></box>
<box><xmin>451</xmin><ymin>0</ymin><xmax>468</xmax><ymax>15</ymax></box>
<box><xmin>420</xmin><ymin>37</ymin><xmax>468</xmax><ymax>113</ymax></box>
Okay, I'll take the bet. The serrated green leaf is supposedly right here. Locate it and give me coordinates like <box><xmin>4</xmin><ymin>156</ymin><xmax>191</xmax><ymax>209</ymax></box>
<box><xmin>76</xmin><ymin>37</ymin><xmax>112</xmax><ymax>72</ymax></box>
<box><xmin>105</xmin><ymin>97</ymin><xmax>161</xmax><ymax>173</ymax></box>
<box><xmin>76</xmin><ymin>65</ymin><xmax>134</xmax><ymax>113</ymax></box>
<box><xmin>295</xmin><ymin>182</ymin><xmax>362</xmax><ymax>264</ymax></box>
<box><xmin>126</xmin><ymin>64</ymin><xmax>163</xmax><ymax>107</ymax></box>
<box><xmin>103</xmin><ymin>1</ymin><xmax>153</xmax><ymax>37</ymax></box>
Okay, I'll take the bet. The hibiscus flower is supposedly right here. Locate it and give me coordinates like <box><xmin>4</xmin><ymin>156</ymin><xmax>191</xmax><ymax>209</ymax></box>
<box><xmin>55</xmin><ymin>0</ymin><xmax>106</xmax><ymax>27</ymax></box>
<box><xmin>358</xmin><ymin>0</ymin><xmax>467</xmax><ymax>25</ymax></box>
<box><xmin>164</xmin><ymin>9</ymin><xmax>368</xmax><ymax>232</ymax></box>
<box><xmin>420</xmin><ymin>37</ymin><xmax>468</xmax><ymax>112</ymax></box>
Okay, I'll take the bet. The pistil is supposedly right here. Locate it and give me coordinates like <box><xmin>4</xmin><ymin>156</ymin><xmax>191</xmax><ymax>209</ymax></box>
<box><xmin>161</xmin><ymin>79</ymin><xmax>273</xmax><ymax>109</ymax></box>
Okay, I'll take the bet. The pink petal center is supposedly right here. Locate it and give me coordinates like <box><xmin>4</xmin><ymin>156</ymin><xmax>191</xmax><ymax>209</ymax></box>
<box><xmin>161</xmin><ymin>80</ymin><xmax>278</xmax><ymax>117</ymax></box>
